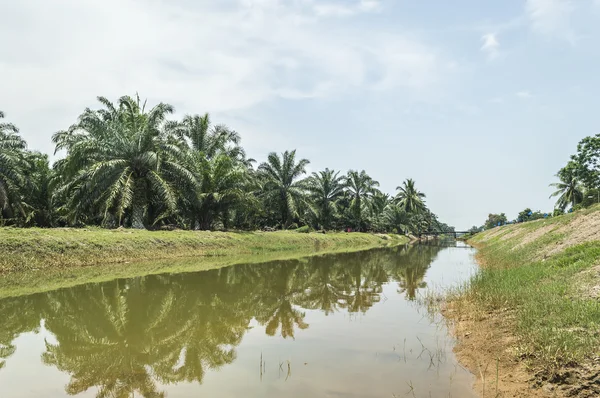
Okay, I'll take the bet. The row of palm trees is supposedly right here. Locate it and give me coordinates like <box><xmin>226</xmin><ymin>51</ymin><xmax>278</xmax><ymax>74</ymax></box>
<box><xmin>0</xmin><ymin>244</ymin><xmax>443</xmax><ymax>396</ymax></box>
<box><xmin>1</xmin><ymin>95</ymin><xmax>452</xmax><ymax>234</ymax></box>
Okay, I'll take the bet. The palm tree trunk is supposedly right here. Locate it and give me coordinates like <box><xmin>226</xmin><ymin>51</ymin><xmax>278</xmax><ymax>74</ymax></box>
<box><xmin>132</xmin><ymin>204</ymin><xmax>145</xmax><ymax>229</ymax></box>
<box><xmin>131</xmin><ymin>181</ymin><xmax>146</xmax><ymax>229</ymax></box>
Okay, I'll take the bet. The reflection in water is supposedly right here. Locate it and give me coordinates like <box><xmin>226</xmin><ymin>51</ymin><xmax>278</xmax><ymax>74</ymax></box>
<box><xmin>0</xmin><ymin>243</ymin><xmax>469</xmax><ymax>397</ymax></box>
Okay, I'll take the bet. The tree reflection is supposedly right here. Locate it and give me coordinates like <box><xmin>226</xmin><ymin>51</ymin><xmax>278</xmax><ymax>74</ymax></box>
<box><xmin>0</xmin><ymin>242</ymin><xmax>447</xmax><ymax>395</ymax></box>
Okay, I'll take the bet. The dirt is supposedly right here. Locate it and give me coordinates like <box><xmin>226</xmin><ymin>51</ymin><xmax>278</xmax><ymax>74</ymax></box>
<box><xmin>541</xmin><ymin>212</ymin><xmax>600</xmax><ymax>259</ymax></box>
<box><xmin>445</xmin><ymin>296</ymin><xmax>600</xmax><ymax>398</ymax></box>
<box><xmin>443</xmin><ymin>300</ymin><xmax>549</xmax><ymax>397</ymax></box>
<box><xmin>513</xmin><ymin>223</ymin><xmax>558</xmax><ymax>250</ymax></box>
<box><xmin>451</xmin><ymin>211</ymin><xmax>600</xmax><ymax>397</ymax></box>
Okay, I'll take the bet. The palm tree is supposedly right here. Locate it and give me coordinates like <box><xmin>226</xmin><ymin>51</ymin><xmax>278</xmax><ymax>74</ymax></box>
<box><xmin>395</xmin><ymin>178</ymin><xmax>426</xmax><ymax>214</ymax></box>
<box><xmin>258</xmin><ymin>150</ymin><xmax>309</xmax><ymax>229</ymax></box>
<box><xmin>177</xmin><ymin>113</ymin><xmax>245</xmax><ymax>160</ymax></box>
<box><xmin>52</xmin><ymin>95</ymin><xmax>197</xmax><ymax>228</ymax></box>
<box><xmin>382</xmin><ymin>204</ymin><xmax>410</xmax><ymax>234</ymax></box>
<box><xmin>305</xmin><ymin>168</ymin><xmax>345</xmax><ymax>229</ymax></box>
<box><xmin>550</xmin><ymin>163</ymin><xmax>584</xmax><ymax>211</ymax></box>
<box><xmin>0</xmin><ymin>111</ymin><xmax>27</xmax><ymax>220</ymax></box>
<box><xmin>344</xmin><ymin>170</ymin><xmax>379</xmax><ymax>230</ymax></box>
<box><xmin>193</xmin><ymin>154</ymin><xmax>247</xmax><ymax>230</ymax></box>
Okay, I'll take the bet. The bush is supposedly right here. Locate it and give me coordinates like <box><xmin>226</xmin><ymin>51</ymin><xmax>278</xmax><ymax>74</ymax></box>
<box><xmin>294</xmin><ymin>225</ymin><xmax>312</xmax><ymax>233</ymax></box>
<box><xmin>553</xmin><ymin>208</ymin><xmax>564</xmax><ymax>217</ymax></box>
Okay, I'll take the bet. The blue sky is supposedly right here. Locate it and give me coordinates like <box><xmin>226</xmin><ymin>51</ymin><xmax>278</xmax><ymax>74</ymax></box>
<box><xmin>1</xmin><ymin>0</ymin><xmax>598</xmax><ymax>229</ymax></box>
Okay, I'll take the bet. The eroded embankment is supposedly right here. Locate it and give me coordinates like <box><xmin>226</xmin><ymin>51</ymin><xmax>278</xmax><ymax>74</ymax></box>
<box><xmin>0</xmin><ymin>228</ymin><xmax>407</xmax><ymax>298</ymax></box>
<box><xmin>445</xmin><ymin>207</ymin><xmax>600</xmax><ymax>397</ymax></box>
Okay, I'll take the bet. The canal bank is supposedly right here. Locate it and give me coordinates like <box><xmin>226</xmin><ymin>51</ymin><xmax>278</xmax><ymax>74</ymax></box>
<box><xmin>0</xmin><ymin>228</ymin><xmax>407</xmax><ymax>298</ymax></box>
<box><xmin>445</xmin><ymin>206</ymin><xmax>600</xmax><ymax>397</ymax></box>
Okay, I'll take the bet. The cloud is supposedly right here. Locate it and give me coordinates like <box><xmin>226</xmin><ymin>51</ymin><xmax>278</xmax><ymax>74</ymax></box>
<box><xmin>480</xmin><ymin>33</ymin><xmax>500</xmax><ymax>60</ymax></box>
<box><xmin>0</xmin><ymin>0</ymin><xmax>441</xmax><ymax>155</ymax></box>
<box><xmin>313</xmin><ymin>0</ymin><xmax>381</xmax><ymax>17</ymax></box>
<box><xmin>525</xmin><ymin>0</ymin><xmax>576</xmax><ymax>41</ymax></box>
<box><xmin>516</xmin><ymin>90</ymin><xmax>533</xmax><ymax>98</ymax></box>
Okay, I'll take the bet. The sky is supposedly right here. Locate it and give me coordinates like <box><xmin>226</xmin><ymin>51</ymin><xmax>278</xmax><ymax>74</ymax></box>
<box><xmin>1</xmin><ymin>0</ymin><xmax>599</xmax><ymax>229</ymax></box>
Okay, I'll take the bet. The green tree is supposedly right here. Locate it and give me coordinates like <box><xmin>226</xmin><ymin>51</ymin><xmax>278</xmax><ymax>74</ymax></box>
<box><xmin>484</xmin><ymin>213</ymin><xmax>507</xmax><ymax>229</ymax></box>
<box><xmin>344</xmin><ymin>170</ymin><xmax>379</xmax><ymax>230</ymax></box>
<box><xmin>52</xmin><ymin>95</ymin><xmax>196</xmax><ymax>228</ymax></box>
<box><xmin>177</xmin><ymin>113</ymin><xmax>245</xmax><ymax>160</ymax></box>
<box><xmin>395</xmin><ymin>178</ymin><xmax>426</xmax><ymax>214</ymax></box>
<box><xmin>571</xmin><ymin>133</ymin><xmax>600</xmax><ymax>189</ymax></box>
<box><xmin>0</xmin><ymin>111</ymin><xmax>28</xmax><ymax>222</ymax></box>
<box><xmin>382</xmin><ymin>204</ymin><xmax>410</xmax><ymax>234</ymax></box>
<box><xmin>258</xmin><ymin>150</ymin><xmax>309</xmax><ymax>229</ymax></box>
<box><xmin>192</xmin><ymin>154</ymin><xmax>247</xmax><ymax>230</ymax></box>
<box><xmin>550</xmin><ymin>162</ymin><xmax>584</xmax><ymax>211</ymax></box>
<box><xmin>305</xmin><ymin>168</ymin><xmax>345</xmax><ymax>229</ymax></box>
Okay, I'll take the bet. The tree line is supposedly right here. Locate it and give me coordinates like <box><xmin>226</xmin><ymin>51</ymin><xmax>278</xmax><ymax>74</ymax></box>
<box><xmin>0</xmin><ymin>95</ymin><xmax>453</xmax><ymax>234</ymax></box>
<box><xmin>468</xmin><ymin>132</ymin><xmax>600</xmax><ymax>233</ymax></box>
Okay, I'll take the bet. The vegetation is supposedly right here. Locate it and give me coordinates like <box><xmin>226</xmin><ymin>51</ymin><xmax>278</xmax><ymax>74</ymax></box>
<box><xmin>0</xmin><ymin>96</ymin><xmax>452</xmax><ymax>236</ymax></box>
<box><xmin>456</xmin><ymin>208</ymin><xmax>600</xmax><ymax>384</ymax></box>
<box><xmin>0</xmin><ymin>227</ymin><xmax>407</xmax><ymax>274</ymax></box>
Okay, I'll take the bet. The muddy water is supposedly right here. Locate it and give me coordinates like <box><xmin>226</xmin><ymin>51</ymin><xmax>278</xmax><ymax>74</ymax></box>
<box><xmin>0</xmin><ymin>242</ymin><xmax>478</xmax><ymax>398</ymax></box>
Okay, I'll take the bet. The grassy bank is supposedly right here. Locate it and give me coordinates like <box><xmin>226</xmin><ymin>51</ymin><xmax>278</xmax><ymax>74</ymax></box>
<box><xmin>448</xmin><ymin>206</ymin><xmax>600</xmax><ymax>397</ymax></box>
<box><xmin>0</xmin><ymin>228</ymin><xmax>407</xmax><ymax>298</ymax></box>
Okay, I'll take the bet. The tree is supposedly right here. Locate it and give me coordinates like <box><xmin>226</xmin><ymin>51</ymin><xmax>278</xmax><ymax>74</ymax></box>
<box><xmin>52</xmin><ymin>95</ymin><xmax>197</xmax><ymax>228</ymax></box>
<box><xmin>258</xmin><ymin>150</ymin><xmax>309</xmax><ymax>229</ymax></box>
<box><xmin>395</xmin><ymin>178</ymin><xmax>426</xmax><ymax>214</ymax></box>
<box><xmin>550</xmin><ymin>162</ymin><xmax>584</xmax><ymax>211</ymax></box>
<box><xmin>177</xmin><ymin>113</ymin><xmax>245</xmax><ymax>160</ymax></box>
<box><xmin>344</xmin><ymin>170</ymin><xmax>379</xmax><ymax>230</ymax></box>
<box><xmin>191</xmin><ymin>154</ymin><xmax>246</xmax><ymax>230</ymax></box>
<box><xmin>571</xmin><ymin>133</ymin><xmax>600</xmax><ymax>189</ymax></box>
<box><xmin>381</xmin><ymin>204</ymin><xmax>410</xmax><ymax>234</ymax></box>
<box><xmin>305</xmin><ymin>168</ymin><xmax>345</xmax><ymax>230</ymax></box>
<box><xmin>484</xmin><ymin>213</ymin><xmax>507</xmax><ymax>229</ymax></box>
<box><xmin>0</xmin><ymin>111</ymin><xmax>28</xmax><ymax>222</ymax></box>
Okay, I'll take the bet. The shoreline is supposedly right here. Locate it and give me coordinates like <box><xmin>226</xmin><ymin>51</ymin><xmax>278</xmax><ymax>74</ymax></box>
<box><xmin>442</xmin><ymin>207</ymin><xmax>600</xmax><ymax>397</ymax></box>
<box><xmin>0</xmin><ymin>228</ymin><xmax>407</xmax><ymax>299</ymax></box>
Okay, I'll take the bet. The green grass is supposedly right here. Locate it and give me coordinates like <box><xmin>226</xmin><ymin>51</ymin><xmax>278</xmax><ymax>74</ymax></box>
<box><xmin>460</xmin><ymin>208</ymin><xmax>600</xmax><ymax>371</ymax></box>
<box><xmin>0</xmin><ymin>228</ymin><xmax>407</xmax><ymax>298</ymax></box>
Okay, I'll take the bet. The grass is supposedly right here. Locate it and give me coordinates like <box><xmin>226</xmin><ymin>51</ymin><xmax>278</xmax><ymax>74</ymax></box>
<box><xmin>0</xmin><ymin>228</ymin><xmax>407</xmax><ymax>299</ymax></box>
<box><xmin>455</xmin><ymin>207</ymin><xmax>600</xmax><ymax>372</ymax></box>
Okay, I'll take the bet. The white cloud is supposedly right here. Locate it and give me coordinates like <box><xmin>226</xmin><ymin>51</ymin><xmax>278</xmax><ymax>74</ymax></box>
<box><xmin>525</xmin><ymin>0</ymin><xmax>576</xmax><ymax>41</ymax></box>
<box><xmin>480</xmin><ymin>33</ymin><xmax>500</xmax><ymax>60</ymax></box>
<box><xmin>516</xmin><ymin>90</ymin><xmax>533</xmax><ymax>98</ymax></box>
<box><xmin>0</xmin><ymin>0</ymin><xmax>441</xmax><ymax>155</ymax></box>
<box><xmin>313</xmin><ymin>0</ymin><xmax>381</xmax><ymax>17</ymax></box>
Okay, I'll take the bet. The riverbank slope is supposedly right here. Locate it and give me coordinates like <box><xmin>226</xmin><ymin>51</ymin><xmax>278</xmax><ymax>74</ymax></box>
<box><xmin>0</xmin><ymin>228</ymin><xmax>406</xmax><ymax>273</ymax></box>
<box><xmin>0</xmin><ymin>228</ymin><xmax>407</xmax><ymax>298</ymax></box>
<box><xmin>446</xmin><ymin>206</ymin><xmax>600</xmax><ymax>397</ymax></box>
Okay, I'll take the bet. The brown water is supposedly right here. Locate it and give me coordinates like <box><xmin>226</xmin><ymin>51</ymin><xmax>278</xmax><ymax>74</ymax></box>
<box><xmin>0</xmin><ymin>242</ymin><xmax>478</xmax><ymax>398</ymax></box>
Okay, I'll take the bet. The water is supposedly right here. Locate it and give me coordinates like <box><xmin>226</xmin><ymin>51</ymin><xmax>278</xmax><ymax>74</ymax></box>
<box><xmin>0</xmin><ymin>242</ymin><xmax>478</xmax><ymax>398</ymax></box>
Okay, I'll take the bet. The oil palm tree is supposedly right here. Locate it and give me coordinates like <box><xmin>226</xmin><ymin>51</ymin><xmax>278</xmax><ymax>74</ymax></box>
<box><xmin>52</xmin><ymin>95</ymin><xmax>196</xmax><ymax>228</ymax></box>
<box><xmin>550</xmin><ymin>163</ymin><xmax>584</xmax><ymax>211</ymax></box>
<box><xmin>0</xmin><ymin>111</ymin><xmax>27</xmax><ymax>220</ymax></box>
<box><xmin>344</xmin><ymin>170</ymin><xmax>379</xmax><ymax>230</ymax></box>
<box><xmin>258</xmin><ymin>150</ymin><xmax>309</xmax><ymax>229</ymax></box>
<box><xmin>305</xmin><ymin>168</ymin><xmax>345</xmax><ymax>229</ymax></box>
<box><xmin>177</xmin><ymin>113</ymin><xmax>245</xmax><ymax>160</ymax></box>
<box><xmin>395</xmin><ymin>178</ymin><xmax>426</xmax><ymax>214</ymax></box>
<box><xmin>382</xmin><ymin>204</ymin><xmax>410</xmax><ymax>234</ymax></box>
<box><xmin>192</xmin><ymin>154</ymin><xmax>247</xmax><ymax>230</ymax></box>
